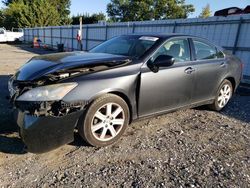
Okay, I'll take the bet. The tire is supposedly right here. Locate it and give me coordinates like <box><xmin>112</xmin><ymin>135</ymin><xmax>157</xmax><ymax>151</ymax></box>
<box><xmin>209</xmin><ymin>79</ymin><xmax>233</xmax><ymax>111</ymax></box>
<box><xmin>78</xmin><ymin>94</ymin><xmax>130</xmax><ymax>147</ymax></box>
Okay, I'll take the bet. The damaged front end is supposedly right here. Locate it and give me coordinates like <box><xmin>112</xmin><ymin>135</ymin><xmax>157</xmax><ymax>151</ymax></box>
<box><xmin>9</xmin><ymin>78</ymin><xmax>87</xmax><ymax>153</ymax></box>
<box><xmin>8</xmin><ymin>53</ymin><xmax>132</xmax><ymax>153</ymax></box>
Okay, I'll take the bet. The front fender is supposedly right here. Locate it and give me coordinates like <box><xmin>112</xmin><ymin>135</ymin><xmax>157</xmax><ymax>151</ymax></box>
<box><xmin>62</xmin><ymin>67</ymin><xmax>141</xmax><ymax>120</ymax></box>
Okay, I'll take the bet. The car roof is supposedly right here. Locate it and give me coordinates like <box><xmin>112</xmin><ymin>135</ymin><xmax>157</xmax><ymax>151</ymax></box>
<box><xmin>120</xmin><ymin>33</ymin><xmax>223</xmax><ymax>50</ymax></box>
<box><xmin>122</xmin><ymin>33</ymin><xmax>219</xmax><ymax>44</ymax></box>
<box><xmin>122</xmin><ymin>33</ymin><xmax>195</xmax><ymax>39</ymax></box>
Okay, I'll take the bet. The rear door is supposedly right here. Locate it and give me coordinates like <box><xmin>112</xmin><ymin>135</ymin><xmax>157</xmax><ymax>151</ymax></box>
<box><xmin>190</xmin><ymin>38</ymin><xmax>227</xmax><ymax>103</ymax></box>
<box><xmin>138</xmin><ymin>37</ymin><xmax>196</xmax><ymax>117</ymax></box>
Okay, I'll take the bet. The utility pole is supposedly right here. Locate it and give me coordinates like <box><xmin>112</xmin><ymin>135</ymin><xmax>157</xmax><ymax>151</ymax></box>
<box><xmin>79</xmin><ymin>17</ymin><xmax>83</xmax><ymax>51</ymax></box>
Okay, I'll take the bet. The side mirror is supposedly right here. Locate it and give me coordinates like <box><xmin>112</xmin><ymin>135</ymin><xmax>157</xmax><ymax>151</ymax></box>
<box><xmin>147</xmin><ymin>55</ymin><xmax>175</xmax><ymax>73</ymax></box>
<box><xmin>154</xmin><ymin>55</ymin><xmax>175</xmax><ymax>67</ymax></box>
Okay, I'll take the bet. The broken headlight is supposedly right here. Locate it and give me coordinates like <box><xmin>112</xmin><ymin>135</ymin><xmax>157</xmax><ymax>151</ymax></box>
<box><xmin>16</xmin><ymin>83</ymin><xmax>78</xmax><ymax>102</ymax></box>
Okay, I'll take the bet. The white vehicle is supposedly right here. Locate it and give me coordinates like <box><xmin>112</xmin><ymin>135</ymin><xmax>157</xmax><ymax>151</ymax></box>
<box><xmin>0</xmin><ymin>27</ymin><xmax>23</xmax><ymax>42</ymax></box>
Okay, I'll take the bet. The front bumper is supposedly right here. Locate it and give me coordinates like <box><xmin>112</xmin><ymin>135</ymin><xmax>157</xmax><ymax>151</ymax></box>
<box><xmin>16</xmin><ymin>110</ymin><xmax>83</xmax><ymax>154</ymax></box>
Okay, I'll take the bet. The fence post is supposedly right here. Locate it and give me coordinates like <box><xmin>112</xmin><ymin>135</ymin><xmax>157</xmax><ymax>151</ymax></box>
<box><xmin>50</xmin><ymin>27</ymin><xmax>53</xmax><ymax>48</ymax></box>
<box><xmin>43</xmin><ymin>27</ymin><xmax>45</xmax><ymax>44</ymax></box>
<box><xmin>233</xmin><ymin>18</ymin><xmax>243</xmax><ymax>55</ymax></box>
<box><xmin>105</xmin><ymin>25</ymin><xmax>108</xmax><ymax>40</ymax></box>
<box><xmin>23</xmin><ymin>29</ymin><xmax>25</xmax><ymax>42</ymax></box>
<box><xmin>172</xmin><ymin>21</ymin><xmax>177</xmax><ymax>33</ymax></box>
<box><xmin>32</xmin><ymin>28</ymin><xmax>34</xmax><ymax>40</ymax></box>
<box><xmin>60</xmin><ymin>27</ymin><xmax>62</xmax><ymax>44</ymax></box>
<box><xmin>85</xmin><ymin>25</ymin><xmax>89</xmax><ymax>51</ymax></box>
<box><xmin>132</xmin><ymin>23</ymin><xmax>135</xmax><ymax>33</ymax></box>
<box><xmin>71</xmin><ymin>26</ymin><xmax>74</xmax><ymax>51</ymax></box>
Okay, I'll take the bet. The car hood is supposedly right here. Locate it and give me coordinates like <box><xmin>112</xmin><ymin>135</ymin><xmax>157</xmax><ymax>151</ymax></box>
<box><xmin>14</xmin><ymin>52</ymin><xmax>131</xmax><ymax>81</ymax></box>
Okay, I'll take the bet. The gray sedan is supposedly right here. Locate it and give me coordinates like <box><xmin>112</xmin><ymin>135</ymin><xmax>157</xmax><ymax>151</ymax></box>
<box><xmin>9</xmin><ymin>34</ymin><xmax>243</xmax><ymax>153</ymax></box>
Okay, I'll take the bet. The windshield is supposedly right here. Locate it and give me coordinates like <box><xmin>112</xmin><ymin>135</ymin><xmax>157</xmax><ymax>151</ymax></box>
<box><xmin>89</xmin><ymin>36</ymin><xmax>159</xmax><ymax>58</ymax></box>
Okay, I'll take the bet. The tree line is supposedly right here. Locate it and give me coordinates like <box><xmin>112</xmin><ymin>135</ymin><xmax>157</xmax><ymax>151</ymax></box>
<box><xmin>0</xmin><ymin>0</ymin><xmax>211</xmax><ymax>29</ymax></box>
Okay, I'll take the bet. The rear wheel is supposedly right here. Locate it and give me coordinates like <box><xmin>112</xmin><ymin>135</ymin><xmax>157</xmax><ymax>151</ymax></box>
<box><xmin>78</xmin><ymin>94</ymin><xmax>129</xmax><ymax>147</ymax></box>
<box><xmin>209</xmin><ymin>79</ymin><xmax>233</xmax><ymax>111</ymax></box>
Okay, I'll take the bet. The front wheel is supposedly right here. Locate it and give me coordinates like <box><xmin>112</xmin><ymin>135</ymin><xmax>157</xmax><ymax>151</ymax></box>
<box><xmin>209</xmin><ymin>79</ymin><xmax>233</xmax><ymax>111</ymax></box>
<box><xmin>78</xmin><ymin>94</ymin><xmax>129</xmax><ymax>147</ymax></box>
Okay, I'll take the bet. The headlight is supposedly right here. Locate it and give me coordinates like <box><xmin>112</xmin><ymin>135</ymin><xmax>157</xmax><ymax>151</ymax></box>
<box><xmin>17</xmin><ymin>83</ymin><xmax>78</xmax><ymax>101</ymax></box>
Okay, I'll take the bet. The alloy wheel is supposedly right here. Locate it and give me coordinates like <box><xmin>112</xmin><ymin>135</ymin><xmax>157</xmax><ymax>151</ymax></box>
<box><xmin>91</xmin><ymin>102</ymin><xmax>125</xmax><ymax>142</ymax></box>
<box><xmin>217</xmin><ymin>84</ymin><xmax>232</xmax><ymax>108</ymax></box>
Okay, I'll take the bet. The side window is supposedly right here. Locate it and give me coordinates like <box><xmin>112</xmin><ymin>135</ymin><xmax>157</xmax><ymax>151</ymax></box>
<box><xmin>0</xmin><ymin>29</ymin><xmax>4</xmax><ymax>34</ymax></box>
<box><xmin>152</xmin><ymin>39</ymin><xmax>191</xmax><ymax>62</ymax></box>
<box><xmin>193</xmin><ymin>40</ymin><xmax>217</xmax><ymax>60</ymax></box>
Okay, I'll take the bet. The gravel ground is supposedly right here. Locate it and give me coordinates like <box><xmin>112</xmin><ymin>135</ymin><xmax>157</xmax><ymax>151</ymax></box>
<box><xmin>0</xmin><ymin>44</ymin><xmax>249</xmax><ymax>187</ymax></box>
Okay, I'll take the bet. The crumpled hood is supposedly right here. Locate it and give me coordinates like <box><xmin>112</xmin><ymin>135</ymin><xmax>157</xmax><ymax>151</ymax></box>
<box><xmin>14</xmin><ymin>52</ymin><xmax>131</xmax><ymax>81</ymax></box>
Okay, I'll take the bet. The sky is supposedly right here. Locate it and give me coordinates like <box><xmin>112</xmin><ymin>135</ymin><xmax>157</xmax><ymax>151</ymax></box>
<box><xmin>70</xmin><ymin>0</ymin><xmax>250</xmax><ymax>17</ymax></box>
<box><xmin>0</xmin><ymin>0</ymin><xmax>250</xmax><ymax>18</ymax></box>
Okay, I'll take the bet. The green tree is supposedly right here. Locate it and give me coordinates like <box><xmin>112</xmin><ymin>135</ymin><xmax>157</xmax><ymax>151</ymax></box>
<box><xmin>72</xmin><ymin>12</ymin><xmax>106</xmax><ymax>25</ymax></box>
<box><xmin>4</xmin><ymin>0</ymin><xmax>61</xmax><ymax>28</ymax></box>
<box><xmin>50</xmin><ymin>0</ymin><xmax>71</xmax><ymax>25</ymax></box>
<box><xmin>199</xmin><ymin>4</ymin><xmax>212</xmax><ymax>18</ymax></box>
<box><xmin>107</xmin><ymin>0</ymin><xmax>195</xmax><ymax>22</ymax></box>
<box><xmin>0</xmin><ymin>10</ymin><xmax>4</xmax><ymax>25</ymax></box>
<box><xmin>2</xmin><ymin>0</ymin><xmax>71</xmax><ymax>25</ymax></box>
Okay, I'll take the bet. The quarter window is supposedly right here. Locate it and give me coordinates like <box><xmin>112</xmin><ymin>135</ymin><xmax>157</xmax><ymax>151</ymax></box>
<box><xmin>216</xmin><ymin>50</ymin><xmax>225</xmax><ymax>58</ymax></box>
<box><xmin>193</xmin><ymin>40</ymin><xmax>218</xmax><ymax>60</ymax></box>
<box><xmin>152</xmin><ymin>39</ymin><xmax>191</xmax><ymax>62</ymax></box>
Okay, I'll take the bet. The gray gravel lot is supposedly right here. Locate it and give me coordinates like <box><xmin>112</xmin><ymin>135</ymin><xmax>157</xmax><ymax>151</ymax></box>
<box><xmin>0</xmin><ymin>44</ymin><xmax>249</xmax><ymax>187</ymax></box>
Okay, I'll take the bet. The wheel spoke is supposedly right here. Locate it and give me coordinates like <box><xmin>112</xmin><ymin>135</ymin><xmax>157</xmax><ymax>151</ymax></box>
<box><xmin>220</xmin><ymin>89</ymin><xmax>224</xmax><ymax>96</ymax></box>
<box><xmin>224</xmin><ymin>95</ymin><xmax>230</xmax><ymax>100</ymax></box>
<box><xmin>218</xmin><ymin>95</ymin><xmax>223</xmax><ymax>102</ymax></box>
<box><xmin>225</xmin><ymin>96</ymin><xmax>230</xmax><ymax>103</ymax></box>
<box><xmin>224</xmin><ymin>85</ymin><xmax>228</xmax><ymax>93</ymax></box>
<box><xmin>95</xmin><ymin>111</ymin><xmax>106</xmax><ymax>121</ymax></box>
<box><xmin>112</xmin><ymin>107</ymin><xmax>123</xmax><ymax>118</ymax></box>
<box><xmin>109</xmin><ymin>126</ymin><xmax>117</xmax><ymax>137</ymax></box>
<box><xmin>100</xmin><ymin>128</ymin><xmax>107</xmax><ymax>139</ymax></box>
<box><xmin>106</xmin><ymin>103</ymin><xmax>112</xmax><ymax>116</ymax></box>
<box><xmin>219</xmin><ymin>99</ymin><xmax>224</xmax><ymax>107</ymax></box>
<box><xmin>222</xmin><ymin>98</ymin><xmax>226</xmax><ymax>106</ymax></box>
<box><xmin>92</xmin><ymin>123</ymin><xmax>105</xmax><ymax>132</ymax></box>
<box><xmin>112</xmin><ymin>119</ymin><xmax>124</xmax><ymax>125</ymax></box>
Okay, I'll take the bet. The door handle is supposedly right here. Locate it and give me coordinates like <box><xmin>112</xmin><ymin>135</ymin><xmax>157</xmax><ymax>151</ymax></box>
<box><xmin>184</xmin><ymin>67</ymin><xmax>195</xmax><ymax>74</ymax></box>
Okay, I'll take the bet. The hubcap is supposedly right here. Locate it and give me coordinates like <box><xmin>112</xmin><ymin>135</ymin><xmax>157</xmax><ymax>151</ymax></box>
<box><xmin>218</xmin><ymin>84</ymin><xmax>231</xmax><ymax>108</ymax></box>
<box><xmin>91</xmin><ymin>103</ymin><xmax>125</xmax><ymax>142</ymax></box>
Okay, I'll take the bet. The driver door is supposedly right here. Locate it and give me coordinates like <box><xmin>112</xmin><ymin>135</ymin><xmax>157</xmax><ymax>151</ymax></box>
<box><xmin>138</xmin><ymin>38</ymin><xmax>195</xmax><ymax>117</ymax></box>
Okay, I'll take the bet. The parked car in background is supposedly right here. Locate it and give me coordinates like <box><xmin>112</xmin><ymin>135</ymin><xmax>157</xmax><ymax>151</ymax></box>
<box><xmin>8</xmin><ymin>34</ymin><xmax>243</xmax><ymax>153</ymax></box>
<box><xmin>0</xmin><ymin>28</ymin><xmax>23</xmax><ymax>42</ymax></box>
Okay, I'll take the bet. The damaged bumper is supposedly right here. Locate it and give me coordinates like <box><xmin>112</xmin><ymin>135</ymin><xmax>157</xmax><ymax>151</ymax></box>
<box><xmin>9</xmin><ymin>78</ymin><xmax>88</xmax><ymax>153</ymax></box>
<box><xmin>16</xmin><ymin>110</ymin><xmax>83</xmax><ymax>153</ymax></box>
